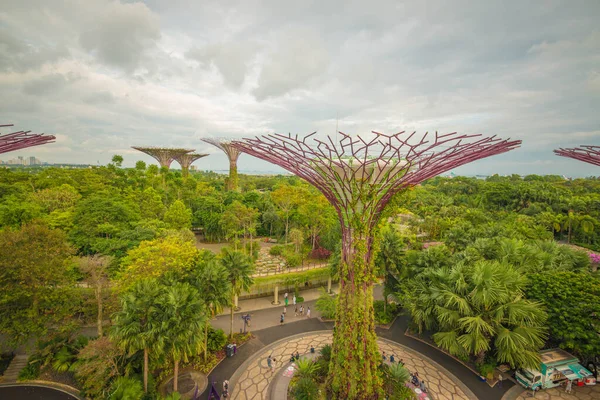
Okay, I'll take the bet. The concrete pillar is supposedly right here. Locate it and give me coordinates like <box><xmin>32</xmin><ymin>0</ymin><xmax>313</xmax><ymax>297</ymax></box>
<box><xmin>273</xmin><ymin>285</ymin><xmax>280</xmax><ymax>305</ymax></box>
<box><xmin>327</xmin><ymin>276</ymin><xmax>332</xmax><ymax>294</ymax></box>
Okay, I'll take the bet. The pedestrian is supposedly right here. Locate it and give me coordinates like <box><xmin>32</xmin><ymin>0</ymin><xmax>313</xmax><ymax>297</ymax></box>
<box><xmin>293</xmin><ymin>295</ymin><xmax>296</xmax><ymax>305</ymax></box>
<box><xmin>382</xmin><ymin>351</ymin><xmax>387</xmax><ymax>362</ymax></box>
<box><xmin>284</xmin><ymin>292</ymin><xmax>289</xmax><ymax>306</ymax></box>
<box><xmin>223</xmin><ymin>379</ymin><xmax>229</xmax><ymax>392</ymax></box>
<box><xmin>390</xmin><ymin>354</ymin><xmax>395</xmax><ymax>363</ymax></box>
<box><xmin>300</xmin><ymin>305</ymin><xmax>304</xmax><ymax>316</ymax></box>
<box><xmin>306</xmin><ymin>307</ymin><xmax>311</xmax><ymax>318</ymax></box>
<box><xmin>294</xmin><ymin>306</ymin><xmax>298</xmax><ymax>317</ymax></box>
<box><xmin>295</xmin><ymin>351</ymin><xmax>300</xmax><ymax>360</ymax></box>
<box><xmin>280</xmin><ymin>313</ymin><xmax>285</xmax><ymax>325</ymax></box>
<box><xmin>271</xmin><ymin>358</ymin><xmax>277</xmax><ymax>372</ymax></box>
<box><xmin>399</xmin><ymin>358</ymin><xmax>404</xmax><ymax>366</ymax></box>
<box><xmin>267</xmin><ymin>355</ymin><xmax>272</xmax><ymax>371</ymax></box>
<box><xmin>498</xmin><ymin>373</ymin><xmax>503</xmax><ymax>388</ymax></box>
<box><xmin>420</xmin><ymin>380</ymin><xmax>427</xmax><ymax>393</ymax></box>
<box><xmin>565</xmin><ymin>379</ymin><xmax>572</xmax><ymax>393</ymax></box>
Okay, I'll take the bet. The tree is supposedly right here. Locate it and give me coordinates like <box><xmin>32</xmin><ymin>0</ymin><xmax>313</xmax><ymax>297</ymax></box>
<box><xmin>374</xmin><ymin>224</ymin><xmax>405</xmax><ymax>312</ymax></box>
<box><xmin>298</xmin><ymin>194</ymin><xmax>335</xmax><ymax>249</ymax></box>
<box><xmin>290</xmin><ymin>228</ymin><xmax>304</xmax><ymax>253</ymax></box>
<box><xmin>139</xmin><ymin>187</ymin><xmax>165</xmax><ymax>220</ymax></box>
<box><xmin>111</xmin><ymin>279</ymin><xmax>162</xmax><ymax>393</ymax></box>
<box><xmin>190</xmin><ymin>260</ymin><xmax>231</xmax><ymax>360</ymax></box>
<box><xmin>220</xmin><ymin>248</ymin><xmax>254</xmax><ymax>339</ymax></box>
<box><xmin>112</xmin><ymin>155</ymin><xmax>124</xmax><ymax>168</ymax></box>
<box><xmin>157</xmin><ymin>282</ymin><xmax>207</xmax><ymax>393</ymax></box>
<box><xmin>0</xmin><ymin>223</ymin><xmax>76</xmax><ymax>346</ymax></box>
<box><xmin>271</xmin><ymin>184</ymin><xmax>301</xmax><ymax>243</ymax></box>
<box><xmin>219</xmin><ymin>200</ymin><xmax>258</xmax><ymax>251</ymax></box>
<box><xmin>406</xmin><ymin>260</ymin><xmax>547</xmax><ymax>369</ymax></box>
<box><xmin>164</xmin><ymin>200</ymin><xmax>192</xmax><ymax>230</ymax></box>
<box><xmin>80</xmin><ymin>255</ymin><xmax>112</xmax><ymax>337</ymax></box>
<box><xmin>135</xmin><ymin>160</ymin><xmax>147</xmax><ymax>171</ymax></box>
<box><xmin>118</xmin><ymin>237</ymin><xmax>198</xmax><ymax>290</ymax></box>
<box><xmin>526</xmin><ymin>271</ymin><xmax>600</xmax><ymax>360</ymax></box>
<box><xmin>75</xmin><ymin>336</ymin><xmax>123</xmax><ymax>399</ymax></box>
<box><xmin>109</xmin><ymin>377</ymin><xmax>144</xmax><ymax>400</ymax></box>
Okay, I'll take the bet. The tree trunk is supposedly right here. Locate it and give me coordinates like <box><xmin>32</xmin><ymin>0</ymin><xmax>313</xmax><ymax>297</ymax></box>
<box><xmin>143</xmin><ymin>348</ymin><xmax>149</xmax><ymax>393</ymax></box>
<box><xmin>230</xmin><ymin>289</ymin><xmax>235</xmax><ymax>339</ymax></box>
<box><xmin>285</xmin><ymin>214</ymin><xmax>289</xmax><ymax>243</ymax></box>
<box><xmin>329</xmin><ymin>226</ymin><xmax>382</xmax><ymax>399</ymax></box>
<box><xmin>96</xmin><ymin>286</ymin><xmax>103</xmax><ymax>337</ymax></box>
<box><xmin>204</xmin><ymin>320</ymin><xmax>209</xmax><ymax>361</ymax></box>
<box><xmin>173</xmin><ymin>358</ymin><xmax>179</xmax><ymax>392</ymax></box>
<box><xmin>250</xmin><ymin>231</ymin><xmax>253</xmax><ymax>257</ymax></box>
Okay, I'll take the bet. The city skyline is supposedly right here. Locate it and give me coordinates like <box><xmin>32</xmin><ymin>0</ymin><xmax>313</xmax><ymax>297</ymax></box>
<box><xmin>1</xmin><ymin>1</ymin><xmax>599</xmax><ymax>177</ymax></box>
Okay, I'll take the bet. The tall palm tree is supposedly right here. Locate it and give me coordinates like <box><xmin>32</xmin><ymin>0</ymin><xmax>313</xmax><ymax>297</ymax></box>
<box><xmin>190</xmin><ymin>260</ymin><xmax>231</xmax><ymax>360</ymax></box>
<box><xmin>157</xmin><ymin>282</ymin><xmax>206</xmax><ymax>393</ymax></box>
<box><xmin>406</xmin><ymin>260</ymin><xmax>547</xmax><ymax>369</ymax></box>
<box><xmin>111</xmin><ymin>279</ymin><xmax>162</xmax><ymax>394</ymax></box>
<box><xmin>220</xmin><ymin>248</ymin><xmax>255</xmax><ymax>339</ymax></box>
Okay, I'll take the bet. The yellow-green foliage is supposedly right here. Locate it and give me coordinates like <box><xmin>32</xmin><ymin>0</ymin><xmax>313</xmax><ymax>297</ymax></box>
<box><xmin>253</xmin><ymin>268</ymin><xmax>331</xmax><ymax>287</ymax></box>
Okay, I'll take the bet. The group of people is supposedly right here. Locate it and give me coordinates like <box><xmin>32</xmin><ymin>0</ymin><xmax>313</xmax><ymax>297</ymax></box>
<box><xmin>410</xmin><ymin>372</ymin><xmax>428</xmax><ymax>393</ymax></box>
<box><xmin>280</xmin><ymin>292</ymin><xmax>310</xmax><ymax>325</ymax></box>
<box><xmin>381</xmin><ymin>351</ymin><xmax>404</xmax><ymax>366</ymax></box>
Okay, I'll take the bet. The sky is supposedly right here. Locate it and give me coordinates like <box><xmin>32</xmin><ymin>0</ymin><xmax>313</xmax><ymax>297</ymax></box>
<box><xmin>1</xmin><ymin>0</ymin><xmax>599</xmax><ymax>176</ymax></box>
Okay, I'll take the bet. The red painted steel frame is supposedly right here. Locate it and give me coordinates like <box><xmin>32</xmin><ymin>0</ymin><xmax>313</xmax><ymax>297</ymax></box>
<box><xmin>554</xmin><ymin>146</ymin><xmax>600</xmax><ymax>167</ymax></box>
<box><xmin>0</xmin><ymin>124</ymin><xmax>56</xmax><ymax>154</ymax></box>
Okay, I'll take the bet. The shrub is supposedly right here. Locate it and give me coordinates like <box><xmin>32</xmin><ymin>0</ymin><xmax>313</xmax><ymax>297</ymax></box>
<box><xmin>296</xmin><ymin>296</ymin><xmax>304</xmax><ymax>303</ymax></box>
<box><xmin>310</xmin><ymin>247</ymin><xmax>331</xmax><ymax>260</ymax></box>
<box><xmin>269</xmin><ymin>244</ymin><xmax>291</xmax><ymax>256</ymax></box>
<box><xmin>319</xmin><ymin>344</ymin><xmax>332</xmax><ymax>362</ymax></box>
<box><xmin>282</xmin><ymin>250</ymin><xmax>301</xmax><ymax>267</ymax></box>
<box><xmin>109</xmin><ymin>376</ymin><xmax>144</xmax><ymax>400</ymax></box>
<box><xmin>206</xmin><ymin>327</ymin><xmax>227</xmax><ymax>352</ymax></box>
<box><xmin>17</xmin><ymin>356</ymin><xmax>41</xmax><ymax>381</ymax></box>
<box><xmin>315</xmin><ymin>288</ymin><xmax>337</xmax><ymax>319</ymax></box>
<box><xmin>292</xmin><ymin>377</ymin><xmax>319</xmax><ymax>400</ymax></box>
<box><xmin>374</xmin><ymin>300</ymin><xmax>398</xmax><ymax>325</ymax></box>
<box><xmin>295</xmin><ymin>358</ymin><xmax>320</xmax><ymax>380</ymax></box>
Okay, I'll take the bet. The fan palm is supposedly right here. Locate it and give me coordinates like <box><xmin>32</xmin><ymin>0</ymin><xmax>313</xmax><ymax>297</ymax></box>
<box><xmin>157</xmin><ymin>282</ymin><xmax>207</xmax><ymax>393</ymax></box>
<box><xmin>295</xmin><ymin>358</ymin><xmax>320</xmax><ymax>379</ymax></box>
<box><xmin>407</xmin><ymin>260</ymin><xmax>547</xmax><ymax>369</ymax></box>
<box><xmin>111</xmin><ymin>279</ymin><xmax>162</xmax><ymax>393</ymax></box>
<box><xmin>190</xmin><ymin>260</ymin><xmax>231</xmax><ymax>360</ymax></box>
<box><xmin>219</xmin><ymin>248</ymin><xmax>255</xmax><ymax>339</ymax></box>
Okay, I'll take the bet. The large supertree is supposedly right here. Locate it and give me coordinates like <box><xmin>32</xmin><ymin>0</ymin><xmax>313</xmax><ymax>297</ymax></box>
<box><xmin>131</xmin><ymin>146</ymin><xmax>194</xmax><ymax>169</ymax></box>
<box><xmin>233</xmin><ymin>130</ymin><xmax>521</xmax><ymax>399</ymax></box>
<box><xmin>554</xmin><ymin>145</ymin><xmax>600</xmax><ymax>167</ymax></box>
<box><xmin>0</xmin><ymin>124</ymin><xmax>56</xmax><ymax>154</ymax></box>
<box><xmin>201</xmin><ymin>138</ymin><xmax>242</xmax><ymax>191</ymax></box>
<box><xmin>173</xmin><ymin>152</ymin><xmax>209</xmax><ymax>177</ymax></box>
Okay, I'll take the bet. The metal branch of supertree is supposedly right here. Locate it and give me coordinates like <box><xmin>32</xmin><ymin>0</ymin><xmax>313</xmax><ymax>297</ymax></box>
<box><xmin>233</xmin><ymin>131</ymin><xmax>521</xmax><ymax>228</ymax></box>
<box><xmin>554</xmin><ymin>145</ymin><xmax>600</xmax><ymax>167</ymax></box>
<box><xmin>0</xmin><ymin>124</ymin><xmax>56</xmax><ymax>154</ymax></box>
<box><xmin>174</xmin><ymin>152</ymin><xmax>209</xmax><ymax>169</ymax></box>
<box><xmin>131</xmin><ymin>146</ymin><xmax>194</xmax><ymax>168</ymax></box>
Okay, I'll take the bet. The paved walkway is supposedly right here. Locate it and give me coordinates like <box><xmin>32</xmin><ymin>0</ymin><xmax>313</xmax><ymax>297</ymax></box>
<box><xmin>513</xmin><ymin>385</ymin><xmax>600</xmax><ymax>400</ymax></box>
<box><xmin>0</xmin><ymin>354</ymin><xmax>28</xmax><ymax>383</ymax></box>
<box><xmin>229</xmin><ymin>331</ymin><xmax>476</xmax><ymax>400</ymax></box>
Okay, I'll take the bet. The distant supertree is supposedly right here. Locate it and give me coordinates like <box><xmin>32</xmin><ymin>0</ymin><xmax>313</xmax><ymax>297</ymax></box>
<box><xmin>233</xmin><ymin>130</ymin><xmax>521</xmax><ymax>399</ymax></box>
<box><xmin>554</xmin><ymin>145</ymin><xmax>600</xmax><ymax>167</ymax></box>
<box><xmin>173</xmin><ymin>152</ymin><xmax>209</xmax><ymax>177</ymax></box>
<box><xmin>201</xmin><ymin>138</ymin><xmax>242</xmax><ymax>191</ymax></box>
<box><xmin>0</xmin><ymin>124</ymin><xmax>56</xmax><ymax>154</ymax></box>
<box><xmin>131</xmin><ymin>147</ymin><xmax>193</xmax><ymax>169</ymax></box>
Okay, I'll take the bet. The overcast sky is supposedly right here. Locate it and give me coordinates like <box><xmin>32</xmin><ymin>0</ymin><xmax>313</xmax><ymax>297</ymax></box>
<box><xmin>1</xmin><ymin>1</ymin><xmax>599</xmax><ymax>176</ymax></box>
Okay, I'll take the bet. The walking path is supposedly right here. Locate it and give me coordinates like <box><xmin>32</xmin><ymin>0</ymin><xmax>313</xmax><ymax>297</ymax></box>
<box><xmin>508</xmin><ymin>385</ymin><xmax>600</xmax><ymax>400</ymax></box>
<box><xmin>0</xmin><ymin>354</ymin><xmax>28</xmax><ymax>383</ymax></box>
<box><xmin>229</xmin><ymin>331</ymin><xmax>476</xmax><ymax>400</ymax></box>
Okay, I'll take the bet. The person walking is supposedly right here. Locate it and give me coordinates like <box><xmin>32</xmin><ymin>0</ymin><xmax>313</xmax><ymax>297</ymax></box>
<box><xmin>306</xmin><ymin>307</ymin><xmax>311</xmax><ymax>318</ymax></box>
<box><xmin>223</xmin><ymin>379</ymin><xmax>229</xmax><ymax>392</ymax></box>
<box><xmin>267</xmin><ymin>355</ymin><xmax>272</xmax><ymax>372</ymax></box>
<box><xmin>284</xmin><ymin>292</ymin><xmax>289</xmax><ymax>306</ymax></box>
<box><xmin>294</xmin><ymin>306</ymin><xmax>298</xmax><ymax>317</ymax></box>
<box><xmin>390</xmin><ymin>354</ymin><xmax>395</xmax><ymax>363</ymax></box>
<box><xmin>280</xmin><ymin>313</ymin><xmax>285</xmax><ymax>325</ymax></box>
<box><xmin>272</xmin><ymin>357</ymin><xmax>277</xmax><ymax>372</ymax></box>
<box><xmin>300</xmin><ymin>305</ymin><xmax>304</xmax><ymax>316</ymax></box>
<box><xmin>565</xmin><ymin>379</ymin><xmax>572</xmax><ymax>393</ymax></box>
<box><xmin>420</xmin><ymin>380</ymin><xmax>427</xmax><ymax>393</ymax></box>
<box><xmin>293</xmin><ymin>295</ymin><xmax>296</xmax><ymax>305</ymax></box>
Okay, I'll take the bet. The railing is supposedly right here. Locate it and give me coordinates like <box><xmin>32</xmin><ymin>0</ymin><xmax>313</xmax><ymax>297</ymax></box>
<box><xmin>252</xmin><ymin>261</ymin><xmax>329</xmax><ymax>277</ymax></box>
<box><xmin>239</xmin><ymin>277</ymin><xmax>331</xmax><ymax>299</ymax></box>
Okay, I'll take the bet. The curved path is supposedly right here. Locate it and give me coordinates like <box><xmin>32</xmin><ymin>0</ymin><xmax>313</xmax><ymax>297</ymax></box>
<box><xmin>230</xmin><ymin>330</ymin><xmax>476</xmax><ymax>400</ymax></box>
<box><xmin>200</xmin><ymin>311</ymin><xmax>515</xmax><ymax>400</ymax></box>
<box><xmin>0</xmin><ymin>384</ymin><xmax>80</xmax><ymax>400</ymax></box>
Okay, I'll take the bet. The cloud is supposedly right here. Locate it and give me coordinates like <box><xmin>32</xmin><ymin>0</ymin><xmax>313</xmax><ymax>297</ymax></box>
<box><xmin>79</xmin><ymin>1</ymin><xmax>161</xmax><ymax>71</ymax></box>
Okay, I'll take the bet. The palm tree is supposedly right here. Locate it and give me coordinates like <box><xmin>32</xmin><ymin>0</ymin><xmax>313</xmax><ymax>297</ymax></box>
<box><xmin>406</xmin><ymin>260</ymin><xmax>547</xmax><ymax>369</ymax></box>
<box><xmin>190</xmin><ymin>260</ymin><xmax>231</xmax><ymax>360</ymax></box>
<box><xmin>157</xmin><ymin>282</ymin><xmax>206</xmax><ymax>393</ymax></box>
<box><xmin>219</xmin><ymin>248</ymin><xmax>255</xmax><ymax>339</ymax></box>
<box><xmin>111</xmin><ymin>279</ymin><xmax>162</xmax><ymax>394</ymax></box>
<box><xmin>375</xmin><ymin>224</ymin><xmax>405</xmax><ymax>313</ymax></box>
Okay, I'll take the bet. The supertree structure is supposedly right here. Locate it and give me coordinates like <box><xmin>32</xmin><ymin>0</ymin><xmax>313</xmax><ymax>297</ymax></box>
<box><xmin>0</xmin><ymin>124</ymin><xmax>56</xmax><ymax>154</ymax></box>
<box><xmin>233</xmin><ymin>130</ymin><xmax>521</xmax><ymax>399</ymax></box>
<box><xmin>554</xmin><ymin>145</ymin><xmax>600</xmax><ymax>167</ymax></box>
<box><xmin>131</xmin><ymin>146</ymin><xmax>193</xmax><ymax>169</ymax></box>
<box><xmin>173</xmin><ymin>152</ymin><xmax>209</xmax><ymax>177</ymax></box>
<box><xmin>201</xmin><ymin>138</ymin><xmax>242</xmax><ymax>191</ymax></box>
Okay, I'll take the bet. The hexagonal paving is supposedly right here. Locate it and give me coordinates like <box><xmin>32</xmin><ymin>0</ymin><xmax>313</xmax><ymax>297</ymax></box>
<box><xmin>230</xmin><ymin>331</ymin><xmax>475</xmax><ymax>399</ymax></box>
<box><xmin>515</xmin><ymin>384</ymin><xmax>600</xmax><ymax>400</ymax></box>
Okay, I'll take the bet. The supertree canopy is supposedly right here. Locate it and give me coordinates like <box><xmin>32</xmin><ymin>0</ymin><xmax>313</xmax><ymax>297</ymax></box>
<box><xmin>554</xmin><ymin>145</ymin><xmax>600</xmax><ymax>167</ymax></box>
<box><xmin>131</xmin><ymin>147</ymin><xmax>193</xmax><ymax>169</ymax></box>
<box><xmin>173</xmin><ymin>152</ymin><xmax>209</xmax><ymax>177</ymax></box>
<box><xmin>0</xmin><ymin>124</ymin><xmax>56</xmax><ymax>154</ymax></box>
<box><xmin>233</xmin><ymin>130</ymin><xmax>521</xmax><ymax>399</ymax></box>
<box><xmin>201</xmin><ymin>138</ymin><xmax>242</xmax><ymax>191</ymax></box>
